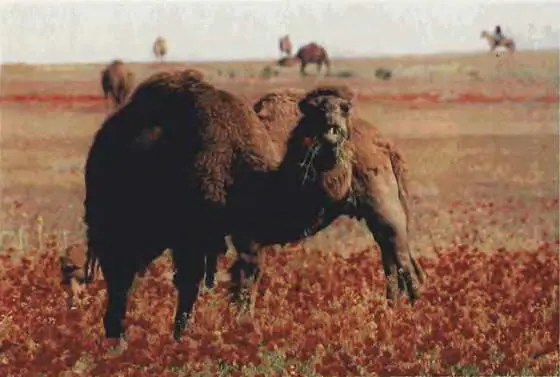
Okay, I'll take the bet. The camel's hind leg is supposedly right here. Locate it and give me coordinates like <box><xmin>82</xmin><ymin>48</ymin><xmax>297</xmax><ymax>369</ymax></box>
<box><xmin>91</xmin><ymin>239</ymin><xmax>164</xmax><ymax>346</ymax></box>
<box><xmin>204</xmin><ymin>244</ymin><xmax>228</xmax><ymax>289</ymax></box>
<box><xmin>171</xmin><ymin>243</ymin><xmax>205</xmax><ymax>341</ymax></box>
<box><xmin>228</xmin><ymin>233</ymin><xmax>263</xmax><ymax>320</ymax></box>
<box><xmin>171</xmin><ymin>237</ymin><xmax>226</xmax><ymax>340</ymax></box>
<box><xmin>97</xmin><ymin>246</ymin><xmax>136</xmax><ymax>340</ymax></box>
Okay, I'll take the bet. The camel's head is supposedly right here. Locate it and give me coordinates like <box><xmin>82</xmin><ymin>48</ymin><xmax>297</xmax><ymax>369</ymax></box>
<box><xmin>480</xmin><ymin>31</ymin><xmax>489</xmax><ymax>38</ymax></box>
<box><xmin>297</xmin><ymin>86</ymin><xmax>353</xmax><ymax>169</ymax></box>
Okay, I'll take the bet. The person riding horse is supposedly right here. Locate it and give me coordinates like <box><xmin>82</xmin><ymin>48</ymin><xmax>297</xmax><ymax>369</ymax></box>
<box><xmin>494</xmin><ymin>25</ymin><xmax>506</xmax><ymax>45</ymax></box>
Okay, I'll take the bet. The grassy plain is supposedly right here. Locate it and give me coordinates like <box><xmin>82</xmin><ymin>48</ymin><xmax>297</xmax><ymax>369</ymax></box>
<box><xmin>0</xmin><ymin>50</ymin><xmax>558</xmax><ymax>376</ymax></box>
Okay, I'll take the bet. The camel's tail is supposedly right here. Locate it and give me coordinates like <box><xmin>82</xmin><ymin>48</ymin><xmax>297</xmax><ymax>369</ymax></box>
<box><xmin>83</xmin><ymin>239</ymin><xmax>100</xmax><ymax>284</ymax></box>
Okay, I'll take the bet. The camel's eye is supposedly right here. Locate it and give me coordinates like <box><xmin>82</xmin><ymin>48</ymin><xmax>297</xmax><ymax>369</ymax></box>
<box><xmin>340</xmin><ymin>102</ymin><xmax>351</xmax><ymax>114</ymax></box>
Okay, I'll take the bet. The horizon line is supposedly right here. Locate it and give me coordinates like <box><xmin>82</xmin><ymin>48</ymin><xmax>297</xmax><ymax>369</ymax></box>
<box><xmin>2</xmin><ymin>47</ymin><xmax>558</xmax><ymax>66</ymax></box>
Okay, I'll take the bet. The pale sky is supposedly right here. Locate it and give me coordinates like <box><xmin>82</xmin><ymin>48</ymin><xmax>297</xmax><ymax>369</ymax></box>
<box><xmin>1</xmin><ymin>0</ymin><xmax>559</xmax><ymax>63</ymax></box>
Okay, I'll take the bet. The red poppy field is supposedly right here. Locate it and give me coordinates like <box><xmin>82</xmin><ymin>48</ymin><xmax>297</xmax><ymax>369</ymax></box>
<box><xmin>1</xmin><ymin>51</ymin><xmax>559</xmax><ymax>376</ymax></box>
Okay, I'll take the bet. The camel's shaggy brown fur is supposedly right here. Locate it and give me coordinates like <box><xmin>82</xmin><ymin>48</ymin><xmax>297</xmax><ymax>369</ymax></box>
<box><xmin>100</xmin><ymin>60</ymin><xmax>135</xmax><ymax>110</ymax></box>
<box><xmin>84</xmin><ymin>68</ymin><xmax>414</xmax><ymax>344</ymax></box>
<box><xmin>254</xmin><ymin>88</ymin><xmax>305</xmax><ymax>155</ymax></box>
<box><xmin>84</xmin><ymin>68</ymin><xmax>362</xmax><ymax>343</ymax></box>
<box><xmin>253</xmin><ymin>86</ymin><xmax>396</xmax><ymax>203</ymax></box>
<box><xmin>250</xmin><ymin>87</ymin><xmax>424</xmax><ymax>304</ymax></box>
<box><xmin>253</xmin><ymin>87</ymin><xmax>410</xmax><ymax>207</ymax></box>
<box><xmin>84</xmin><ymin>69</ymin><xmax>282</xmax><ymax>341</ymax></box>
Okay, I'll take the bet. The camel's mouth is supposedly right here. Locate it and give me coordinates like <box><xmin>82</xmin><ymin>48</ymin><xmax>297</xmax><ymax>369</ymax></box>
<box><xmin>322</xmin><ymin>124</ymin><xmax>347</xmax><ymax>146</ymax></box>
<box><xmin>298</xmin><ymin>128</ymin><xmax>348</xmax><ymax>185</ymax></box>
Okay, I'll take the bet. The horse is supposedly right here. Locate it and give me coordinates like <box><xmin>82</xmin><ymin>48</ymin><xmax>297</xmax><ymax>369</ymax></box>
<box><xmin>480</xmin><ymin>30</ymin><xmax>516</xmax><ymax>53</ymax></box>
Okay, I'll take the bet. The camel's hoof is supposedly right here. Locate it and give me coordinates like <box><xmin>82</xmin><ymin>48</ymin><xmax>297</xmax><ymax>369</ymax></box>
<box><xmin>103</xmin><ymin>336</ymin><xmax>128</xmax><ymax>355</ymax></box>
<box><xmin>173</xmin><ymin>322</ymin><xmax>191</xmax><ymax>342</ymax></box>
<box><xmin>236</xmin><ymin>310</ymin><xmax>254</xmax><ymax>327</ymax></box>
<box><xmin>172</xmin><ymin>331</ymin><xmax>183</xmax><ymax>342</ymax></box>
<box><xmin>173</xmin><ymin>313</ymin><xmax>192</xmax><ymax>341</ymax></box>
<box><xmin>204</xmin><ymin>277</ymin><xmax>217</xmax><ymax>290</ymax></box>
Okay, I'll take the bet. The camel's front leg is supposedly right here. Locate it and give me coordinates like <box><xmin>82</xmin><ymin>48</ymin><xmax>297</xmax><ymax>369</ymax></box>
<box><xmin>360</xmin><ymin>169</ymin><xmax>425</xmax><ymax>306</ymax></box>
<box><xmin>300</xmin><ymin>62</ymin><xmax>308</xmax><ymax>77</ymax></box>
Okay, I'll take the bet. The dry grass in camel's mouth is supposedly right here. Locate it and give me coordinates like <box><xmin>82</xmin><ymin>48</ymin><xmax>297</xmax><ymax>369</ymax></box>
<box><xmin>299</xmin><ymin>140</ymin><xmax>322</xmax><ymax>184</ymax></box>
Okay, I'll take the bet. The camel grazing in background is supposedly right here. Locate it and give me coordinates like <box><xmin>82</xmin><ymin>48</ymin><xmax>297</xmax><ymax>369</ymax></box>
<box><xmin>481</xmin><ymin>30</ymin><xmax>516</xmax><ymax>53</ymax></box>
<box><xmin>295</xmin><ymin>42</ymin><xmax>331</xmax><ymax>76</ymax></box>
<box><xmin>100</xmin><ymin>60</ymin><xmax>135</xmax><ymax>110</ymax></box>
<box><xmin>276</xmin><ymin>39</ymin><xmax>331</xmax><ymax>77</ymax></box>
<box><xmin>279</xmin><ymin>34</ymin><xmax>293</xmax><ymax>57</ymax></box>
<box><xmin>153</xmin><ymin>36</ymin><xmax>168</xmax><ymax>62</ymax></box>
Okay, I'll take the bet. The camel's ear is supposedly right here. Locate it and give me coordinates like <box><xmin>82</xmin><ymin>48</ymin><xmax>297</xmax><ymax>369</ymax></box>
<box><xmin>340</xmin><ymin>99</ymin><xmax>353</xmax><ymax>115</ymax></box>
<box><xmin>257</xmin><ymin>107</ymin><xmax>269</xmax><ymax>118</ymax></box>
<box><xmin>254</xmin><ymin>102</ymin><xmax>270</xmax><ymax>119</ymax></box>
<box><xmin>298</xmin><ymin>96</ymin><xmax>321</xmax><ymax>115</ymax></box>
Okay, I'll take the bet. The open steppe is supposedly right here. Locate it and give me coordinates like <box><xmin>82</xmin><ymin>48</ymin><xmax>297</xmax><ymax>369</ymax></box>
<box><xmin>0</xmin><ymin>50</ymin><xmax>558</xmax><ymax>376</ymax></box>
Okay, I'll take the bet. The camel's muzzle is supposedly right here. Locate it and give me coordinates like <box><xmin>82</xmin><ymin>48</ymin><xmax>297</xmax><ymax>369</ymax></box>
<box><xmin>321</xmin><ymin>124</ymin><xmax>348</xmax><ymax>146</ymax></box>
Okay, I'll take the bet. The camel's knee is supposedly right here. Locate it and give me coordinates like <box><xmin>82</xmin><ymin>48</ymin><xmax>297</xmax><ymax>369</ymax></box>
<box><xmin>368</xmin><ymin>211</ymin><xmax>417</xmax><ymax>276</ymax></box>
<box><xmin>367</xmin><ymin>205</ymin><xmax>408</xmax><ymax>252</ymax></box>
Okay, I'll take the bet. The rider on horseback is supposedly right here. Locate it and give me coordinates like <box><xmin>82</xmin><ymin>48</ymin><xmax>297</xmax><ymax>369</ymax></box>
<box><xmin>494</xmin><ymin>25</ymin><xmax>505</xmax><ymax>43</ymax></box>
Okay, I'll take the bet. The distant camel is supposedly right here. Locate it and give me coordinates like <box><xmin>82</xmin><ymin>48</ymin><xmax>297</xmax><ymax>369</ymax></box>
<box><xmin>295</xmin><ymin>42</ymin><xmax>331</xmax><ymax>76</ymax></box>
<box><xmin>100</xmin><ymin>60</ymin><xmax>134</xmax><ymax>110</ymax></box>
<box><xmin>153</xmin><ymin>36</ymin><xmax>168</xmax><ymax>62</ymax></box>
<box><xmin>480</xmin><ymin>31</ymin><xmax>516</xmax><ymax>53</ymax></box>
<box><xmin>279</xmin><ymin>35</ymin><xmax>292</xmax><ymax>57</ymax></box>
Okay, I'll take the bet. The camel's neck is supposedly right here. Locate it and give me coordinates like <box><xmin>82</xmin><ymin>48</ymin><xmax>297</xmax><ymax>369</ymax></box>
<box><xmin>254</xmin><ymin>169</ymin><xmax>335</xmax><ymax>245</ymax></box>
<box><xmin>277</xmin><ymin>138</ymin><xmax>354</xmax><ymax>199</ymax></box>
<box><xmin>249</xmin><ymin>142</ymin><xmax>353</xmax><ymax>245</ymax></box>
